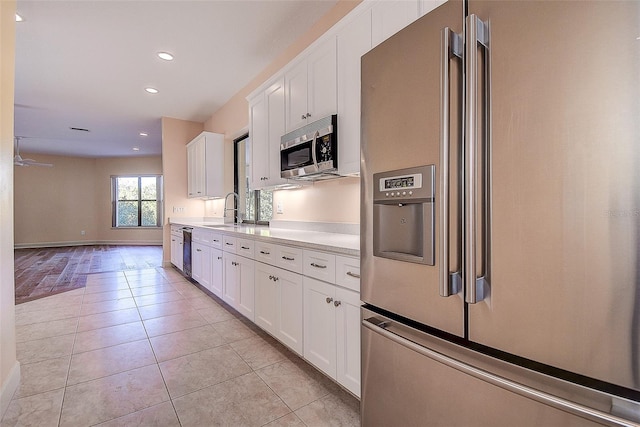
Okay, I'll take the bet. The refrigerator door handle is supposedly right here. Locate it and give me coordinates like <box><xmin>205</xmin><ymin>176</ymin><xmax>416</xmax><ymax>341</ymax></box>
<box><xmin>362</xmin><ymin>315</ymin><xmax>637</xmax><ymax>427</ymax></box>
<box><xmin>439</xmin><ymin>26</ymin><xmax>462</xmax><ymax>297</ymax></box>
<box><xmin>464</xmin><ymin>14</ymin><xmax>490</xmax><ymax>304</ymax></box>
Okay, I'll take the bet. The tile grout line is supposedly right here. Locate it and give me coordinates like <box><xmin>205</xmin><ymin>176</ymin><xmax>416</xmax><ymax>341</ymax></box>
<box><xmin>57</xmin><ymin>285</ymin><xmax>86</xmax><ymax>427</ymax></box>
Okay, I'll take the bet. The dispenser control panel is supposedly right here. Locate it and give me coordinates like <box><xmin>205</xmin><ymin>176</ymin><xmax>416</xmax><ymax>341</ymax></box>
<box><xmin>374</xmin><ymin>165</ymin><xmax>434</xmax><ymax>202</ymax></box>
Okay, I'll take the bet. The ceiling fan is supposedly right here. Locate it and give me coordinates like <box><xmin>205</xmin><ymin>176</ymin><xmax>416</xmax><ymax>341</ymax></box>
<box><xmin>14</xmin><ymin>137</ymin><xmax>53</xmax><ymax>167</ymax></box>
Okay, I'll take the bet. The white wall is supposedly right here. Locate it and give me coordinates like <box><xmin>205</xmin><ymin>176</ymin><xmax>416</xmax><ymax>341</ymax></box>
<box><xmin>0</xmin><ymin>0</ymin><xmax>20</xmax><ymax>418</ymax></box>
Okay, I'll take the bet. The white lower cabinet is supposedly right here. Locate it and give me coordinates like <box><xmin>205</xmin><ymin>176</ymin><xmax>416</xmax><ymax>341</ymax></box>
<box><xmin>210</xmin><ymin>248</ymin><xmax>223</xmax><ymax>298</ymax></box>
<box><xmin>223</xmin><ymin>252</ymin><xmax>255</xmax><ymax>321</ymax></box>
<box><xmin>170</xmin><ymin>233</ymin><xmax>183</xmax><ymax>271</ymax></box>
<box><xmin>255</xmin><ymin>262</ymin><xmax>303</xmax><ymax>355</ymax></box>
<box><xmin>192</xmin><ymin>242</ymin><xmax>211</xmax><ymax>290</ymax></box>
<box><xmin>303</xmin><ymin>276</ymin><xmax>361</xmax><ymax>397</ymax></box>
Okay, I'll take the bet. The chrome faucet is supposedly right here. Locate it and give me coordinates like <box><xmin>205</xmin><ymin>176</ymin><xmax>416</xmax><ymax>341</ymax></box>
<box><xmin>223</xmin><ymin>192</ymin><xmax>240</xmax><ymax>224</ymax></box>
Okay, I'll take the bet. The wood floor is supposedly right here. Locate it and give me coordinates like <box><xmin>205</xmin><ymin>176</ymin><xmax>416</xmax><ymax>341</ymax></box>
<box><xmin>14</xmin><ymin>245</ymin><xmax>163</xmax><ymax>305</ymax></box>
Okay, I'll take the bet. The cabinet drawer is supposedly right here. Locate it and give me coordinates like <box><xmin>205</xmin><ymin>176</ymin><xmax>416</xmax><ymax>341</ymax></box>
<box><xmin>303</xmin><ymin>250</ymin><xmax>336</xmax><ymax>283</ymax></box>
<box><xmin>255</xmin><ymin>242</ymin><xmax>276</xmax><ymax>264</ymax></box>
<box><xmin>223</xmin><ymin>235</ymin><xmax>237</xmax><ymax>253</ymax></box>
<box><xmin>237</xmin><ymin>238</ymin><xmax>255</xmax><ymax>259</ymax></box>
<box><xmin>335</xmin><ymin>255</ymin><xmax>360</xmax><ymax>292</ymax></box>
<box><xmin>192</xmin><ymin>228</ymin><xmax>206</xmax><ymax>243</ymax></box>
<box><xmin>170</xmin><ymin>225</ymin><xmax>183</xmax><ymax>236</ymax></box>
<box><xmin>209</xmin><ymin>232</ymin><xmax>223</xmax><ymax>249</ymax></box>
<box><xmin>276</xmin><ymin>245</ymin><xmax>303</xmax><ymax>274</ymax></box>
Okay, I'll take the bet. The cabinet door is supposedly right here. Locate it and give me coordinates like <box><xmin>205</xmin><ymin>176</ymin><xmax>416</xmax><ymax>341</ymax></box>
<box><xmin>277</xmin><ymin>268</ymin><xmax>303</xmax><ymax>355</ymax></box>
<box><xmin>254</xmin><ymin>263</ymin><xmax>278</xmax><ymax>335</ymax></box>
<box><xmin>337</xmin><ymin>10</ymin><xmax>371</xmax><ymax>176</ymax></box>
<box><xmin>199</xmin><ymin>245</ymin><xmax>212</xmax><ymax>291</ymax></box>
<box><xmin>303</xmin><ymin>277</ymin><xmax>337</xmax><ymax>377</ymax></box>
<box><xmin>223</xmin><ymin>252</ymin><xmax>238</xmax><ymax>307</ymax></box>
<box><xmin>186</xmin><ymin>143</ymin><xmax>198</xmax><ymax>198</ymax></box>
<box><xmin>285</xmin><ymin>60</ymin><xmax>309</xmax><ymax>132</ymax></box>
<box><xmin>193</xmin><ymin>136</ymin><xmax>206</xmax><ymax>197</ymax></box>
<box><xmin>171</xmin><ymin>235</ymin><xmax>183</xmax><ymax>271</ymax></box>
<box><xmin>371</xmin><ymin>0</ymin><xmax>420</xmax><ymax>48</ymax></box>
<box><xmin>192</xmin><ymin>242</ymin><xmax>205</xmax><ymax>283</ymax></box>
<box><xmin>236</xmin><ymin>257</ymin><xmax>255</xmax><ymax>322</ymax></box>
<box><xmin>335</xmin><ymin>287</ymin><xmax>361</xmax><ymax>397</ymax></box>
<box><xmin>265</xmin><ymin>77</ymin><xmax>287</xmax><ymax>186</ymax></box>
<box><xmin>210</xmin><ymin>248</ymin><xmax>223</xmax><ymax>298</ymax></box>
<box><xmin>250</xmin><ymin>92</ymin><xmax>269</xmax><ymax>189</ymax></box>
<box><xmin>307</xmin><ymin>37</ymin><xmax>337</xmax><ymax>123</ymax></box>
<box><xmin>202</xmin><ymin>133</ymin><xmax>225</xmax><ymax>198</ymax></box>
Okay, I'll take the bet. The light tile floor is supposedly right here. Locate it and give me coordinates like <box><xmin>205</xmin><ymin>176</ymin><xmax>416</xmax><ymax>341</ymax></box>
<box><xmin>2</xmin><ymin>267</ymin><xmax>360</xmax><ymax>427</ymax></box>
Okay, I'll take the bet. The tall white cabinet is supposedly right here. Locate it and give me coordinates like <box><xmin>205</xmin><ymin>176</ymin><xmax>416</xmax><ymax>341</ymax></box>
<box><xmin>285</xmin><ymin>37</ymin><xmax>337</xmax><ymax>132</ymax></box>
<box><xmin>186</xmin><ymin>131</ymin><xmax>225</xmax><ymax>199</ymax></box>
<box><xmin>249</xmin><ymin>76</ymin><xmax>287</xmax><ymax>189</ymax></box>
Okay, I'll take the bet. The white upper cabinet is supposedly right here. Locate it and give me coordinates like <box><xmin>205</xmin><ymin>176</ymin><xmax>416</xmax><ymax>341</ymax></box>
<box><xmin>285</xmin><ymin>37</ymin><xmax>337</xmax><ymax>132</ymax></box>
<box><xmin>371</xmin><ymin>0</ymin><xmax>420</xmax><ymax>48</ymax></box>
<box><xmin>186</xmin><ymin>131</ymin><xmax>225</xmax><ymax>199</ymax></box>
<box><xmin>337</xmin><ymin>8</ymin><xmax>372</xmax><ymax>176</ymax></box>
<box><xmin>250</xmin><ymin>76</ymin><xmax>287</xmax><ymax>190</ymax></box>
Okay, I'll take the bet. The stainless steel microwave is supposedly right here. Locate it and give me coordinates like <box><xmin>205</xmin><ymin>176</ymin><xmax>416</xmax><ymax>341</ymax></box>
<box><xmin>280</xmin><ymin>115</ymin><xmax>338</xmax><ymax>180</ymax></box>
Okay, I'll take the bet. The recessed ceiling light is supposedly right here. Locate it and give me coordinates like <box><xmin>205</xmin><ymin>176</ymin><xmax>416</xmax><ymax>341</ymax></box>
<box><xmin>139</xmin><ymin>132</ymin><xmax>148</xmax><ymax>137</ymax></box>
<box><xmin>145</xmin><ymin>87</ymin><xmax>158</xmax><ymax>94</ymax></box>
<box><xmin>132</xmin><ymin>147</ymin><xmax>140</xmax><ymax>151</ymax></box>
<box><xmin>157</xmin><ymin>52</ymin><xmax>174</xmax><ymax>61</ymax></box>
<box><xmin>15</xmin><ymin>13</ymin><xmax>23</xmax><ymax>22</ymax></box>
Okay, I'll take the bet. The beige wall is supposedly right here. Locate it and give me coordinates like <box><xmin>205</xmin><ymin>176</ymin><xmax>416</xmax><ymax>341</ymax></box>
<box><xmin>14</xmin><ymin>154</ymin><xmax>163</xmax><ymax>247</ymax></box>
<box><xmin>273</xmin><ymin>177</ymin><xmax>360</xmax><ymax>224</ymax></box>
<box><xmin>201</xmin><ymin>0</ymin><xmax>362</xmax><ymax>226</ymax></box>
<box><xmin>1</xmin><ymin>0</ymin><xmax>19</xmax><ymax>418</ymax></box>
<box><xmin>161</xmin><ymin>117</ymin><xmax>204</xmax><ymax>265</ymax></box>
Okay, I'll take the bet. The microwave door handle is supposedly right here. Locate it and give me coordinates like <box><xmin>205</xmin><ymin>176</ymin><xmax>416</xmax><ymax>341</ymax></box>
<box><xmin>311</xmin><ymin>131</ymin><xmax>319</xmax><ymax>167</ymax></box>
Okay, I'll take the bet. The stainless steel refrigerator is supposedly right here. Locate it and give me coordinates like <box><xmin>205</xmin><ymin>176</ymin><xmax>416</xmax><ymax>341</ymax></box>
<box><xmin>360</xmin><ymin>1</ymin><xmax>640</xmax><ymax>425</ymax></box>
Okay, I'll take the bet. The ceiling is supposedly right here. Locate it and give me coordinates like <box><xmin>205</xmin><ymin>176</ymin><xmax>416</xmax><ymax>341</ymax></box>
<box><xmin>14</xmin><ymin>0</ymin><xmax>338</xmax><ymax>158</ymax></box>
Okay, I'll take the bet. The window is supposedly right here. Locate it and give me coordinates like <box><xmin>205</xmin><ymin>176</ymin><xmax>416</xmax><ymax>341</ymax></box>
<box><xmin>235</xmin><ymin>135</ymin><xmax>272</xmax><ymax>225</ymax></box>
<box><xmin>111</xmin><ymin>175</ymin><xmax>163</xmax><ymax>227</ymax></box>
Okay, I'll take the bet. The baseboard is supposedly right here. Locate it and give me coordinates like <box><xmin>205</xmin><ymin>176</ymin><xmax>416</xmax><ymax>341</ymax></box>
<box><xmin>0</xmin><ymin>361</ymin><xmax>20</xmax><ymax>420</ymax></box>
<box><xmin>14</xmin><ymin>240</ymin><xmax>163</xmax><ymax>249</ymax></box>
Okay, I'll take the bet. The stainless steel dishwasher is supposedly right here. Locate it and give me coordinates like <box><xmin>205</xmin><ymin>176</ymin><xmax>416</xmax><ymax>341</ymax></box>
<box><xmin>182</xmin><ymin>227</ymin><xmax>193</xmax><ymax>278</ymax></box>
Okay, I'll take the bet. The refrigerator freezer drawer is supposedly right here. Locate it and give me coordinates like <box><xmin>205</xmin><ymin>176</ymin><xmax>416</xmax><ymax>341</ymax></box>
<box><xmin>361</xmin><ymin>307</ymin><xmax>640</xmax><ymax>427</ymax></box>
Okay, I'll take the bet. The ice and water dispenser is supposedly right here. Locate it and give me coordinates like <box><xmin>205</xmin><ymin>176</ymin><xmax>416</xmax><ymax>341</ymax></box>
<box><xmin>373</xmin><ymin>165</ymin><xmax>435</xmax><ymax>265</ymax></box>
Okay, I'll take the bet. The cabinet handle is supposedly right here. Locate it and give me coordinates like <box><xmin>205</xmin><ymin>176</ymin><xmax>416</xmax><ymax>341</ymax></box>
<box><xmin>306</xmin><ymin>113</ymin><xmax>311</xmax><ymax>118</ymax></box>
<box><xmin>241</xmin><ymin>246</ymin><xmax>250</xmax><ymax>250</ymax></box>
<box><xmin>196</xmin><ymin>248</ymin><xmax>202</xmax><ymax>252</ymax></box>
<box><xmin>218</xmin><ymin>256</ymin><xmax>222</xmax><ymax>260</ymax></box>
<box><xmin>334</xmin><ymin>300</ymin><xmax>342</xmax><ymax>307</ymax></box>
<box><xmin>311</xmin><ymin>262</ymin><xmax>327</xmax><ymax>269</ymax></box>
<box><xmin>282</xmin><ymin>256</ymin><xmax>295</xmax><ymax>261</ymax></box>
<box><xmin>213</xmin><ymin>239</ymin><xmax>219</xmax><ymax>242</ymax></box>
<box><xmin>226</xmin><ymin>242</ymin><xmax>234</xmax><ymax>246</ymax></box>
<box><xmin>232</xmin><ymin>261</ymin><xmax>239</xmax><ymax>266</ymax></box>
<box><xmin>172</xmin><ymin>239</ymin><xmax>175</xmax><ymax>242</ymax></box>
<box><xmin>273</xmin><ymin>276</ymin><xmax>279</xmax><ymax>282</ymax></box>
<box><xmin>346</xmin><ymin>271</ymin><xmax>361</xmax><ymax>279</ymax></box>
<box><xmin>326</xmin><ymin>297</ymin><xmax>333</xmax><ymax>304</ymax></box>
<box><xmin>260</xmin><ymin>250</ymin><xmax>271</xmax><ymax>255</ymax></box>
<box><xmin>301</xmin><ymin>114</ymin><xmax>306</xmax><ymax>120</ymax></box>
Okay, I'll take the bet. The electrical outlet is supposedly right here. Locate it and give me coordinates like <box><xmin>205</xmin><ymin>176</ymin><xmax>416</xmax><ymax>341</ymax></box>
<box><xmin>173</xmin><ymin>207</ymin><xmax>186</xmax><ymax>213</ymax></box>
<box><xmin>276</xmin><ymin>201</ymin><xmax>284</xmax><ymax>214</ymax></box>
<box><xmin>80</xmin><ymin>230</ymin><xmax>85</xmax><ymax>236</ymax></box>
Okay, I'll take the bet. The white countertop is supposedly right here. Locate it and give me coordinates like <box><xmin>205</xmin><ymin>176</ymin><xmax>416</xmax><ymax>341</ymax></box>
<box><xmin>170</xmin><ymin>219</ymin><xmax>360</xmax><ymax>257</ymax></box>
